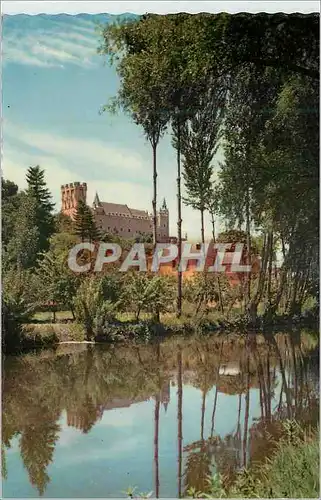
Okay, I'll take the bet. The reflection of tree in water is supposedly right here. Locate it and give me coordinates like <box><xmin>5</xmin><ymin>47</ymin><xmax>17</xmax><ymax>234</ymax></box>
<box><xmin>20</xmin><ymin>420</ymin><xmax>60</xmax><ymax>496</ymax></box>
<box><xmin>182</xmin><ymin>332</ymin><xmax>319</xmax><ymax>493</ymax></box>
<box><xmin>249</xmin><ymin>331</ymin><xmax>319</xmax><ymax>469</ymax></box>
<box><xmin>182</xmin><ymin>339</ymin><xmax>224</xmax><ymax>495</ymax></box>
<box><xmin>183</xmin><ymin>438</ymin><xmax>213</xmax><ymax>494</ymax></box>
<box><xmin>2</xmin><ymin>331</ymin><xmax>319</xmax><ymax>496</ymax></box>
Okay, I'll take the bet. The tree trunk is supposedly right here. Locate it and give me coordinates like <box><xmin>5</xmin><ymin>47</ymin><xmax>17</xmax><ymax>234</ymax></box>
<box><xmin>263</xmin><ymin>230</ymin><xmax>274</xmax><ymax>321</ymax></box>
<box><xmin>210</xmin><ymin>211</ymin><xmax>224</xmax><ymax>315</ymax></box>
<box><xmin>69</xmin><ymin>306</ymin><xmax>75</xmax><ymax>320</ymax></box>
<box><xmin>210</xmin><ymin>387</ymin><xmax>218</xmax><ymax>437</ymax></box>
<box><xmin>297</xmin><ymin>257</ymin><xmax>311</xmax><ymax>311</ymax></box>
<box><xmin>154</xmin><ymin>399</ymin><xmax>160</xmax><ymax>498</ymax></box>
<box><xmin>177</xmin><ymin>347</ymin><xmax>183</xmax><ymax>498</ymax></box>
<box><xmin>243</xmin><ymin>348</ymin><xmax>250</xmax><ymax>468</ymax></box>
<box><xmin>287</xmin><ymin>269</ymin><xmax>301</xmax><ymax>316</ymax></box>
<box><xmin>211</xmin><ymin>338</ymin><xmax>224</xmax><ymax>436</ymax></box>
<box><xmin>200</xmin><ymin>390</ymin><xmax>206</xmax><ymax>441</ymax></box>
<box><xmin>249</xmin><ymin>231</ymin><xmax>270</xmax><ymax>325</ymax></box>
<box><xmin>245</xmin><ymin>187</ymin><xmax>251</xmax><ymax>311</ymax></box>
<box><xmin>152</xmin><ymin>143</ymin><xmax>158</xmax><ymax>246</ymax></box>
<box><xmin>176</xmin><ymin>119</ymin><xmax>183</xmax><ymax>318</ymax></box>
<box><xmin>200</xmin><ymin>208</ymin><xmax>205</xmax><ymax>244</ymax></box>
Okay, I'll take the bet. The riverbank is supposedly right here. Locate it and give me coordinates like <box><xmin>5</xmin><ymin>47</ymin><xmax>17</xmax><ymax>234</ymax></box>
<box><xmin>3</xmin><ymin>330</ymin><xmax>319</xmax><ymax>497</ymax></box>
<box><xmin>193</xmin><ymin>423</ymin><xmax>320</xmax><ymax>499</ymax></box>
<box><xmin>128</xmin><ymin>422</ymin><xmax>319</xmax><ymax>499</ymax></box>
<box><xmin>4</xmin><ymin>311</ymin><xmax>319</xmax><ymax>355</ymax></box>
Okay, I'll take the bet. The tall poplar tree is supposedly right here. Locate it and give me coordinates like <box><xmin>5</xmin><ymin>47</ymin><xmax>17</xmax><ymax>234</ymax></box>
<box><xmin>181</xmin><ymin>81</ymin><xmax>226</xmax><ymax>243</ymax></box>
<box><xmin>100</xmin><ymin>21</ymin><xmax>168</xmax><ymax>245</ymax></box>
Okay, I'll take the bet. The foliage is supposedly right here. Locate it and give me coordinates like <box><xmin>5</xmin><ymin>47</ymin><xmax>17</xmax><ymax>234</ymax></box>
<box><xmin>26</xmin><ymin>165</ymin><xmax>55</xmax><ymax>254</ymax></box>
<box><xmin>36</xmin><ymin>232</ymin><xmax>81</xmax><ymax>316</ymax></box>
<box><xmin>100</xmin><ymin>19</ymin><xmax>169</xmax><ymax>244</ymax></box>
<box><xmin>54</xmin><ymin>211</ymin><xmax>73</xmax><ymax>233</ymax></box>
<box><xmin>74</xmin><ymin>200</ymin><xmax>101</xmax><ymax>242</ymax></box>
<box><xmin>97</xmin><ymin>322</ymin><xmax>155</xmax><ymax>344</ymax></box>
<box><xmin>122</xmin><ymin>273</ymin><xmax>175</xmax><ymax>321</ymax></box>
<box><xmin>181</xmin><ymin>80</ymin><xmax>226</xmax><ymax>242</ymax></box>
<box><xmin>2</xmin><ymin>178</ymin><xmax>20</xmax><ymax>249</ymax></box>
<box><xmin>5</xmin><ymin>192</ymin><xmax>40</xmax><ymax>269</ymax></box>
<box><xmin>3</xmin><ymin>332</ymin><xmax>318</xmax><ymax>494</ymax></box>
<box><xmin>3</xmin><ymin>13</ymin><xmax>319</xmax><ymax>337</ymax></box>
<box><xmin>2</xmin><ymin>268</ymin><xmax>41</xmax><ymax>352</ymax></box>
<box><xmin>184</xmin><ymin>421</ymin><xmax>319</xmax><ymax>499</ymax></box>
<box><xmin>73</xmin><ymin>276</ymin><xmax>119</xmax><ymax>340</ymax></box>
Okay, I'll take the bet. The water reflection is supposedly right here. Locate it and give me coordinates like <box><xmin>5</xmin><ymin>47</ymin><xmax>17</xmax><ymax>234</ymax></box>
<box><xmin>2</xmin><ymin>330</ymin><xmax>319</xmax><ymax>498</ymax></box>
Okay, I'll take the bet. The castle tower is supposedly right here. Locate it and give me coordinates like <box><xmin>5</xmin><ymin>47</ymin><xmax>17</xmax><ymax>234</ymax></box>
<box><xmin>157</xmin><ymin>198</ymin><xmax>169</xmax><ymax>242</ymax></box>
<box><xmin>61</xmin><ymin>182</ymin><xmax>87</xmax><ymax>219</ymax></box>
<box><xmin>92</xmin><ymin>191</ymin><xmax>104</xmax><ymax>215</ymax></box>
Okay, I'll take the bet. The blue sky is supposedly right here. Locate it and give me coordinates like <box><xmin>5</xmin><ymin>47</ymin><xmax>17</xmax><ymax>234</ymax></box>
<box><xmin>4</xmin><ymin>379</ymin><xmax>280</xmax><ymax>497</ymax></box>
<box><xmin>3</xmin><ymin>13</ymin><xmax>225</xmax><ymax>240</ymax></box>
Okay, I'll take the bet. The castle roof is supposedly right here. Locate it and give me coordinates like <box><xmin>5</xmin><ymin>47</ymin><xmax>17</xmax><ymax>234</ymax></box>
<box><xmin>97</xmin><ymin>201</ymin><xmax>149</xmax><ymax>218</ymax></box>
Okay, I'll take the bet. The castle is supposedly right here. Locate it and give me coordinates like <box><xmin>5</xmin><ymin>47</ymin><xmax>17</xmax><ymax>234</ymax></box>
<box><xmin>61</xmin><ymin>182</ymin><xmax>170</xmax><ymax>241</ymax></box>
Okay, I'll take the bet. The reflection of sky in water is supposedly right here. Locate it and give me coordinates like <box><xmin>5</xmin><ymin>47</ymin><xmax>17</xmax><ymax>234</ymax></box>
<box><xmin>4</xmin><ymin>373</ymin><xmax>285</xmax><ymax>498</ymax></box>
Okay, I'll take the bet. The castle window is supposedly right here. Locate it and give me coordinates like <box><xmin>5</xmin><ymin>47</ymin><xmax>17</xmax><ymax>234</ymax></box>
<box><xmin>128</xmin><ymin>229</ymin><xmax>130</xmax><ymax>232</ymax></box>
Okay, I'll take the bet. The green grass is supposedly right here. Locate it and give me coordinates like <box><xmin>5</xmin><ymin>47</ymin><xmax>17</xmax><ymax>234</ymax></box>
<box><xmin>32</xmin><ymin>310</ymin><xmax>74</xmax><ymax>322</ymax></box>
<box><xmin>23</xmin><ymin>322</ymin><xmax>85</xmax><ymax>342</ymax></box>
<box><xmin>178</xmin><ymin>423</ymin><xmax>319</xmax><ymax>499</ymax></box>
<box><xmin>226</xmin><ymin>425</ymin><xmax>319</xmax><ymax>499</ymax></box>
<box><xmin>127</xmin><ymin>427</ymin><xmax>319</xmax><ymax>499</ymax></box>
<box><xmin>258</xmin><ymin>434</ymin><xmax>319</xmax><ymax>498</ymax></box>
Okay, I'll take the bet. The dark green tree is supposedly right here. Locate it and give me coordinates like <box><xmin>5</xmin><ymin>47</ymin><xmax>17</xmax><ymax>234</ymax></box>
<box><xmin>2</xmin><ymin>178</ymin><xmax>21</xmax><ymax>250</ymax></box>
<box><xmin>181</xmin><ymin>81</ymin><xmax>226</xmax><ymax>243</ymax></box>
<box><xmin>100</xmin><ymin>24</ymin><xmax>168</xmax><ymax>245</ymax></box>
<box><xmin>73</xmin><ymin>200</ymin><xmax>100</xmax><ymax>242</ymax></box>
<box><xmin>6</xmin><ymin>193</ymin><xmax>40</xmax><ymax>269</ymax></box>
<box><xmin>36</xmin><ymin>233</ymin><xmax>81</xmax><ymax>321</ymax></box>
<box><xmin>26</xmin><ymin>166</ymin><xmax>55</xmax><ymax>253</ymax></box>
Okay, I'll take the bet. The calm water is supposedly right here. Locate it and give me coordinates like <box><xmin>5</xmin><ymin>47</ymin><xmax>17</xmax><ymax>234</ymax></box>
<box><xmin>2</xmin><ymin>331</ymin><xmax>319</xmax><ymax>498</ymax></box>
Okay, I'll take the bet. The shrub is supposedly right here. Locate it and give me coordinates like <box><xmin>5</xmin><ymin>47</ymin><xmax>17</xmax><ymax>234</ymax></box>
<box><xmin>122</xmin><ymin>273</ymin><xmax>175</xmax><ymax>321</ymax></box>
<box><xmin>73</xmin><ymin>276</ymin><xmax>119</xmax><ymax>340</ymax></box>
<box><xmin>2</xmin><ymin>269</ymin><xmax>40</xmax><ymax>353</ymax></box>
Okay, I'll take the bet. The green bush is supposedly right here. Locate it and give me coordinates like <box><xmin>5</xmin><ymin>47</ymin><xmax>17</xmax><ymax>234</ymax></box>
<box><xmin>2</xmin><ymin>269</ymin><xmax>40</xmax><ymax>353</ymax></box>
<box><xmin>186</xmin><ymin>421</ymin><xmax>319</xmax><ymax>499</ymax></box>
<box><xmin>122</xmin><ymin>273</ymin><xmax>175</xmax><ymax>321</ymax></box>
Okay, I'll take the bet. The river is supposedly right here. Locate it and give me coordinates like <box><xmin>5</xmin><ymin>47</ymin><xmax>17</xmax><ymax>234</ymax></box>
<box><xmin>2</xmin><ymin>330</ymin><xmax>319</xmax><ymax>498</ymax></box>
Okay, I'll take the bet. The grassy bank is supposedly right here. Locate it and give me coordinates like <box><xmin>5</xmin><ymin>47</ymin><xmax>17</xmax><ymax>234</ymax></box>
<box><xmin>4</xmin><ymin>307</ymin><xmax>318</xmax><ymax>355</ymax></box>
<box><xmin>221</xmin><ymin>424</ymin><xmax>319</xmax><ymax>498</ymax></box>
<box><xmin>127</xmin><ymin>422</ymin><xmax>319</xmax><ymax>499</ymax></box>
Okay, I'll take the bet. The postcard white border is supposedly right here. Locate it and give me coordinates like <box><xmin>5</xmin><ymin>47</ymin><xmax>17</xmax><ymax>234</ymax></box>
<box><xmin>2</xmin><ymin>1</ymin><xmax>320</xmax><ymax>15</ymax></box>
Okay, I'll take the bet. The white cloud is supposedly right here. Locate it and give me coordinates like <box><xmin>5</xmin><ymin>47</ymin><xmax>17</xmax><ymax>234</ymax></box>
<box><xmin>3</xmin><ymin>121</ymin><xmax>152</xmax><ymax>212</ymax></box>
<box><xmin>5</xmin><ymin>120</ymin><xmax>146</xmax><ymax>176</ymax></box>
<box><xmin>3</xmin><ymin>18</ymin><xmax>101</xmax><ymax>68</ymax></box>
<box><xmin>3</xmin><ymin>120</ymin><xmax>223</xmax><ymax>240</ymax></box>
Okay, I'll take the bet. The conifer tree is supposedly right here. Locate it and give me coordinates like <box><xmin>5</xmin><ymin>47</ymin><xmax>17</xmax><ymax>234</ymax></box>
<box><xmin>74</xmin><ymin>200</ymin><xmax>100</xmax><ymax>242</ymax></box>
<box><xmin>26</xmin><ymin>166</ymin><xmax>55</xmax><ymax>253</ymax></box>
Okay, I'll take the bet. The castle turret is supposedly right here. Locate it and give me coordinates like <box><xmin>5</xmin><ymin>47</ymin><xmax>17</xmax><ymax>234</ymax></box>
<box><xmin>93</xmin><ymin>192</ymin><xmax>101</xmax><ymax>208</ymax></box>
<box><xmin>157</xmin><ymin>198</ymin><xmax>169</xmax><ymax>242</ymax></box>
<box><xmin>61</xmin><ymin>181</ymin><xmax>87</xmax><ymax>219</ymax></box>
